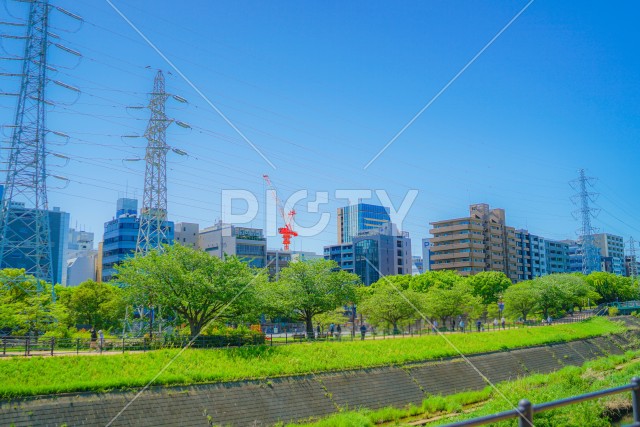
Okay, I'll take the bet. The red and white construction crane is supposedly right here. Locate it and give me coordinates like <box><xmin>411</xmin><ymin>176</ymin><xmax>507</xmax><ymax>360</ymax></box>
<box><xmin>263</xmin><ymin>174</ymin><xmax>298</xmax><ymax>251</ymax></box>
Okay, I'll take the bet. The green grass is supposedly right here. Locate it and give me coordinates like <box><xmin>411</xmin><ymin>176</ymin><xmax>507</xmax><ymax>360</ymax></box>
<box><xmin>289</xmin><ymin>351</ymin><xmax>640</xmax><ymax>427</ymax></box>
<box><xmin>0</xmin><ymin>317</ymin><xmax>624</xmax><ymax>398</ymax></box>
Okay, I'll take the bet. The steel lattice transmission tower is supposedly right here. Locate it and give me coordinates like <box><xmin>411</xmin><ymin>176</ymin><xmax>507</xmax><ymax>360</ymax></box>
<box><xmin>0</xmin><ymin>0</ymin><xmax>53</xmax><ymax>284</ymax></box>
<box><xmin>136</xmin><ymin>70</ymin><xmax>173</xmax><ymax>255</ymax></box>
<box><xmin>570</xmin><ymin>169</ymin><xmax>600</xmax><ymax>275</ymax></box>
<box><xmin>629</xmin><ymin>236</ymin><xmax>638</xmax><ymax>283</ymax></box>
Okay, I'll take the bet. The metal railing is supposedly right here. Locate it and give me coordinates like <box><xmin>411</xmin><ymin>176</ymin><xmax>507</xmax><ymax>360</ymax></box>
<box><xmin>441</xmin><ymin>377</ymin><xmax>640</xmax><ymax>427</ymax></box>
<box><xmin>0</xmin><ymin>334</ymin><xmax>266</xmax><ymax>357</ymax></box>
<box><xmin>0</xmin><ymin>312</ymin><xmax>596</xmax><ymax>357</ymax></box>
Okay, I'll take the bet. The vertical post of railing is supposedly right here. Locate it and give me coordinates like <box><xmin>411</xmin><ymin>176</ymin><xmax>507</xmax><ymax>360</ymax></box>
<box><xmin>631</xmin><ymin>377</ymin><xmax>640</xmax><ymax>424</ymax></box>
<box><xmin>25</xmin><ymin>337</ymin><xmax>30</xmax><ymax>356</ymax></box>
<box><xmin>285</xmin><ymin>330</ymin><xmax>288</xmax><ymax>344</ymax></box>
<box><xmin>518</xmin><ymin>399</ymin><xmax>533</xmax><ymax>427</ymax></box>
<box><xmin>270</xmin><ymin>333</ymin><xmax>273</xmax><ymax>346</ymax></box>
<box><xmin>76</xmin><ymin>338</ymin><xmax>80</xmax><ymax>355</ymax></box>
<box><xmin>122</xmin><ymin>336</ymin><xmax>125</xmax><ymax>354</ymax></box>
<box><xmin>50</xmin><ymin>338</ymin><xmax>54</xmax><ymax>356</ymax></box>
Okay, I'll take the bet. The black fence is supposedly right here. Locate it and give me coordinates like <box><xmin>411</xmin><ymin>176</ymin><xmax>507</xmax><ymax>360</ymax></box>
<box><xmin>0</xmin><ymin>312</ymin><xmax>595</xmax><ymax>357</ymax></box>
<box><xmin>0</xmin><ymin>334</ymin><xmax>265</xmax><ymax>357</ymax></box>
<box><xmin>441</xmin><ymin>377</ymin><xmax>640</xmax><ymax>427</ymax></box>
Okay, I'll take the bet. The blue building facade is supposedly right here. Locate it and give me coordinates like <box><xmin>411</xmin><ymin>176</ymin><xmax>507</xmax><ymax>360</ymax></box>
<box><xmin>565</xmin><ymin>239</ymin><xmax>602</xmax><ymax>274</ymax></box>
<box><xmin>325</xmin><ymin>223</ymin><xmax>411</xmax><ymax>286</ymax></box>
<box><xmin>0</xmin><ymin>184</ymin><xmax>69</xmax><ymax>285</ymax></box>
<box><xmin>515</xmin><ymin>230</ymin><xmax>548</xmax><ymax>280</ymax></box>
<box><xmin>545</xmin><ymin>240</ymin><xmax>570</xmax><ymax>274</ymax></box>
<box><xmin>337</xmin><ymin>203</ymin><xmax>390</xmax><ymax>244</ymax></box>
<box><xmin>101</xmin><ymin>198</ymin><xmax>174</xmax><ymax>282</ymax></box>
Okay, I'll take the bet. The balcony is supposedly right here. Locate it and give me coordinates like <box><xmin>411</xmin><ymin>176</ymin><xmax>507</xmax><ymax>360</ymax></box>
<box><xmin>431</xmin><ymin>233</ymin><xmax>472</xmax><ymax>243</ymax></box>
<box><xmin>430</xmin><ymin>241</ymin><xmax>483</xmax><ymax>251</ymax></box>
<box><xmin>430</xmin><ymin>252</ymin><xmax>473</xmax><ymax>261</ymax></box>
<box><xmin>429</xmin><ymin>222</ymin><xmax>482</xmax><ymax>235</ymax></box>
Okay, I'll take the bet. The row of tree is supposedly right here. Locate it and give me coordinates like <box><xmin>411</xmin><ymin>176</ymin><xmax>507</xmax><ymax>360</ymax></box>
<box><xmin>1</xmin><ymin>243</ymin><xmax>636</xmax><ymax>338</ymax></box>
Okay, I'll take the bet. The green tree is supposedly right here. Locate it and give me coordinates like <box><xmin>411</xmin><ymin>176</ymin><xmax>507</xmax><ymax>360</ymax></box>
<box><xmin>503</xmin><ymin>281</ymin><xmax>537</xmax><ymax>321</ymax></box>
<box><xmin>423</xmin><ymin>281</ymin><xmax>482</xmax><ymax>326</ymax></box>
<box><xmin>585</xmin><ymin>272</ymin><xmax>637</xmax><ymax>304</ymax></box>
<box><xmin>116</xmin><ymin>244</ymin><xmax>264</xmax><ymax>338</ymax></box>
<box><xmin>261</xmin><ymin>259</ymin><xmax>360</xmax><ymax>337</ymax></box>
<box><xmin>552</xmin><ymin>274</ymin><xmax>600</xmax><ymax>313</ymax></box>
<box><xmin>532</xmin><ymin>276</ymin><xmax>569</xmax><ymax>319</ymax></box>
<box><xmin>358</xmin><ymin>281</ymin><xmax>424</xmax><ymax>333</ymax></box>
<box><xmin>409</xmin><ymin>270</ymin><xmax>465</xmax><ymax>293</ymax></box>
<box><xmin>0</xmin><ymin>269</ymin><xmax>65</xmax><ymax>335</ymax></box>
<box><xmin>466</xmin><ymin>271</ymin><xmax>512</xmax><ymax>305</ymax></box>
<box><xmin>66</xmin><ymin>280</ymin><xmax>126</xmax><ymax>330</ymax></box>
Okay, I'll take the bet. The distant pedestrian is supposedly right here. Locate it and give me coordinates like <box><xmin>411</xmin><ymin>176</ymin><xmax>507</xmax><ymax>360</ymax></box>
<box><xmin>90</xmin><ymin>327</ymin><xmax>97</xmax><ymax>351</ymax></box>
<box><xmin>98</xmin><ymin>330</ymin><xmax>104</xmax><ymax>351</ymax></box>
<box><xmin>547</xmin><ymin>316</ymin><xmax>552</xmax><ymax>325</ymax></box>
<box><xmin>501</xmin><ymin>317</ymin><xmax>506</xmax><ymax>329</ymax></box>
<box><xmin>459</xmin><ymin>320</ymin><xmax>465</xmax><ymax>332</ymax></box>
<box><xmin>329</xmin><ymin>323</ymin><xmax>335</xmax><ymax>337</ymax></box>
<box><xmin>432</xmin><ymin>320</ymin><xmax>438</xmax><ymax>333</ymax></box>
<box><xmin>493</xmin><ymin>318</ymin><xmax>499</xmax><ymax>329</ymax></box>
<box><xmin>450</xmin><ymin>319</ymin><xmax>455</xmax><ymax>331</ymax></box>
<box><xmin>476</xmin><ymin>319</ymin><xmax>482</xmax><ymax>332</ymax></box>
<box><xmin>336</xmin><ymin>324</ymin><xmax>342</xmax><ymax>341</ymax></box>
<box><xmin>316</xmin><ymin>325</ymin><xmax>321</xmax><ymax>339</ymax></box>
<box><xmin>360</xmin><ymin>324</ymin><xmax>367</xmax><ymax>340</ymax></box>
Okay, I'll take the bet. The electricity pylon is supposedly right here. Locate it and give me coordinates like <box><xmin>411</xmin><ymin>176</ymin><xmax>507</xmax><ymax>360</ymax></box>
<box><xmin>135</xmin><ymin>70</ymin><xmax>179</xmax><ymax>254</ymax></box>
<box><xmin>0</xmin><ymin>0</ymin><xmax>53</xmax><ymax>286</ymax></box>
<box><xmin>570</xmin><ymin>169</ymin><xmax>600</xmax><ymax>275</ymax></box>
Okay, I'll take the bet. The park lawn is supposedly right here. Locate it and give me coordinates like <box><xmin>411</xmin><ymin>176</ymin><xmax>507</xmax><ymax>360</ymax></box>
<box><xmin>0</xmin><ymin>317</ymin><xmax>625</xmax><ymax>398</ymax></box>
<box><xmin>289</xmin><ymin>350</ymin><xmax>640</xmax><ymax>427</ymax></box>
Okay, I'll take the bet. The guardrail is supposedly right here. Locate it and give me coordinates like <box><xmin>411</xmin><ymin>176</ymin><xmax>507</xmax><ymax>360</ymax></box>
<box><xmin>441</xmin><ymin>377</ymin><xmax>640</xmax><ymax>427</ymax></box>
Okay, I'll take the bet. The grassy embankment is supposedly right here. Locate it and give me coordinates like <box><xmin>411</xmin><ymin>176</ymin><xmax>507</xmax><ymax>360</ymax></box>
<box><xmin>289</xmin><ymin>349</ymin><xmax>640</xmax><ymax>427</ymax></box>
<box><xmin>0</xmin><ymin>317</ymin><xmax>624</xmax><ymax>398</ymax></box>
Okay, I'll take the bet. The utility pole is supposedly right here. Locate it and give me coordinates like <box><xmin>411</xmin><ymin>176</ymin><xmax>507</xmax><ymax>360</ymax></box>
<box><xmin>571</xmin><ymin>169</ymin><xmax>600</xmax><ymax>275</ymax></box>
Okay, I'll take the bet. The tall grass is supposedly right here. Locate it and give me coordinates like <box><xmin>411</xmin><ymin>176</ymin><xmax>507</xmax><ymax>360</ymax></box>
<box><xmin>0</xmin><ymin>317</ymin><xmax>623</xmax><ymax>398</ymax></box>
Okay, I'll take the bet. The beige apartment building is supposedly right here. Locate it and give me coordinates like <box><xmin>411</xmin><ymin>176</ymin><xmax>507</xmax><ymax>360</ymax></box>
<box><xmin>429</xmin><ymin>203</ymin><xmax>518</xmax><ymax>282</ymax></box>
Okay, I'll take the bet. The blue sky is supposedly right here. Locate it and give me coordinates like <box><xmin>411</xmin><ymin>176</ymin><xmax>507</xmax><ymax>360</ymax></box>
<box><xmin>1</xmin><ymin>0</ymin><xmax>639</xmax><ymax>255</ymax></box>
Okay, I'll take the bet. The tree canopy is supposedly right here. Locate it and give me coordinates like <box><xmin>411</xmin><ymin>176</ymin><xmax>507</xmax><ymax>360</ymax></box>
<box><xmin>116</xmin><ymin>244</ymin><xmax>265</xmax><ymax>338</ymax></box>
<box><xmin>358</xmin><ymin>281</ymin><xmax>425</xmax><ymax>333</ymax></box>
<box><xmin>260</xmin><ymin>259</ymin><xmax>360</xmax><ymax>337</ymax></box>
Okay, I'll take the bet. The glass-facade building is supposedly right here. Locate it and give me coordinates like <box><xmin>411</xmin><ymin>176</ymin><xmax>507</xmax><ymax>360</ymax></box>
<box><xmin>337</xmin><ymin>203</ymin><xmax>390</xmax><ymax>244</ymax></box>
<box><xmin>101</xmin><ymin>198</ymin><xmax>174</xmax><ymax>282</ymax></box>
<box><xmin>325</xmin><ymin>222</ymin><xmax>412</xmax><ymax>286</ymax></box>
<box><xmin>0</xmin><ymin>184</ymin><xmax>69</xmax><ymax>285</ymax></box>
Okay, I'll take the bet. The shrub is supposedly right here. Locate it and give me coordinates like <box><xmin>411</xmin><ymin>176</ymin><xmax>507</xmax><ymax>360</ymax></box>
<box><xmin>609</xmin><ymin>306</ymin><xmax>619</xmax><ymax>317</ymax></box>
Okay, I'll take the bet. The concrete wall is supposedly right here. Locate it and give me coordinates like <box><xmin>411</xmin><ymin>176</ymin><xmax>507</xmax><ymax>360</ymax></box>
<box><xmin>2</xmin><ymin>329</ymin><xmax>639</xmax><ymax>427</ymax></box>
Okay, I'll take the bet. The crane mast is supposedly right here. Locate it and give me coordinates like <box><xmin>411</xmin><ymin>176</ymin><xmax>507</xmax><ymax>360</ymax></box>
<box><xmin>263</xmin><ymin>175</ymin><xmax>298</xmax><ymax>251</ymax></box>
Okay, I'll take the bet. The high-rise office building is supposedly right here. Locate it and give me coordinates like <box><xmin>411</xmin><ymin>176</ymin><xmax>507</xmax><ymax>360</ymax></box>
<box><xmin>0</xmin><ymin>187</ymin><xmax>69</xmax><ymax>285</ymax></box>
<box><xmin>101</xmin><ymin>198</ymin><xmax>174</xmax><ymax>282</ymax></box>
<box><xmin>337</xmin><ymin>203</ymin><xmax>390</xmax><ymax>244</ymax></box>
<box><xmin>325</xmin><ymin>222</ymin><xmax>412</xmax><ymax>286</ymax></box>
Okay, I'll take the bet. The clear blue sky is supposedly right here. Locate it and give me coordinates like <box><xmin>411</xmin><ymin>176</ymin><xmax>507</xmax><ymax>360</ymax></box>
<box><xmin>1</xmin><ymin>0</ymin><xmax>639</xmax><ymax>255</ymax></box>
